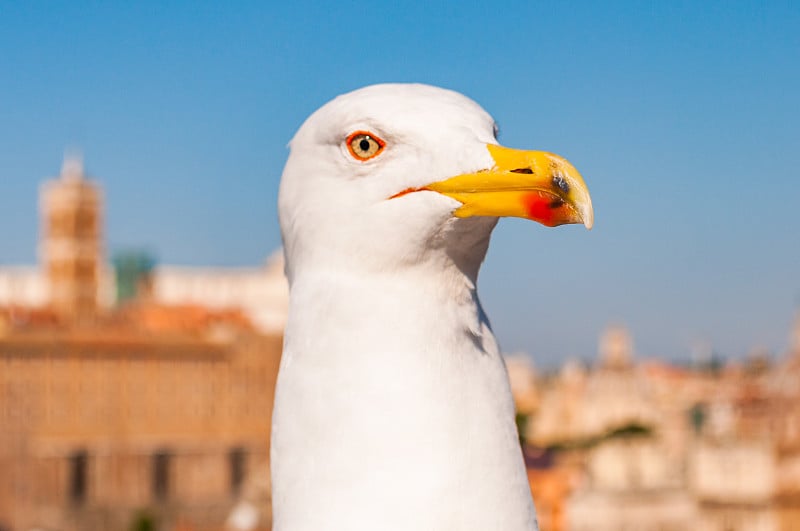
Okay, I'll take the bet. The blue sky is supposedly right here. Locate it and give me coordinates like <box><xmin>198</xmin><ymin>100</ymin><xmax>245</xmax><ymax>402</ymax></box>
<box><xmin>1</xmin><ymin>1</ymin><xmax>798</xmax><ymax>366</ymax></box>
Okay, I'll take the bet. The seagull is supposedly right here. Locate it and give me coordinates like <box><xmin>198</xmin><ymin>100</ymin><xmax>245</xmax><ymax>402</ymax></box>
<box><xmin>272</xmin><ymin>83</ymin><xmax>593</xmax><ymax>531</ymax></box>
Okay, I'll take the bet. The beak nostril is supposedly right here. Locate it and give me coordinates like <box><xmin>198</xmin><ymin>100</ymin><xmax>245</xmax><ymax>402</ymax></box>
<box><xmin>510</xmin><ymin>168</ymin><xmax>534</xmax><ymax>174</ymax></box>
<box><xmin>552</xmin><ymin>174</ymin><xmax>570</xmax><ymax>194</ymax></box>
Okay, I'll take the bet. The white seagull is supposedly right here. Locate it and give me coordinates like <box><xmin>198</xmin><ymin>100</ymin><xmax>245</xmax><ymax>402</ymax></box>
<box><xmin>272</xmin><ymin>84</ymin><xmax>593</xmax><ymax>531</ymax></box>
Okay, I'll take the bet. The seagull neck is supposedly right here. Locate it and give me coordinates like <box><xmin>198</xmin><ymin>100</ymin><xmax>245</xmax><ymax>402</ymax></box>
<box><xmin>288</xmin><ymin>259</ymin><xmax>481</xmax><ymax>323</ymax></box>
<box><xmin>272</xmin><ymin>259</ymin><xmax>537</xmax><ymax>530</ymax></box>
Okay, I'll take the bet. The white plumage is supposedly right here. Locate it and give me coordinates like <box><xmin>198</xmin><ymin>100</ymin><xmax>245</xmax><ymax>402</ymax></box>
<box><xmin>272</xmin><ymin>84</ymin><xmax>592</xmax><ymax>531</ymax></box>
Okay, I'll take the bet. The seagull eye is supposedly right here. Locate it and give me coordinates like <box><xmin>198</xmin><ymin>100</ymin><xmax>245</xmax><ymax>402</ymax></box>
<box><xmin>346</xmin><ymin>131</ymin><xmax>385</xmax><ymax>161</ymax></box>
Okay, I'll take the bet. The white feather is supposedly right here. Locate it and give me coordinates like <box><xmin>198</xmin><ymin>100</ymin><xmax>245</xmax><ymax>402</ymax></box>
<box><xmin>272</xmin><ymin>84</ymin><xmax>538</xmax><ymax>531</ymax></box>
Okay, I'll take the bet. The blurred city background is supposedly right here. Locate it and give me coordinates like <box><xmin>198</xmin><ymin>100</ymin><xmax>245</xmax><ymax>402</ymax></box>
<box><xmin>1</xmin><ymin>2</ymin><xmax>799</xmax><ymax>531</ymax></box>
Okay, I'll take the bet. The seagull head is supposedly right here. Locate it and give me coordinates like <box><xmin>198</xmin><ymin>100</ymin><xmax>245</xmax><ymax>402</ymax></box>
<box><xmin>279</xmin><ymin>83</ymin><xmax>593</xmax><ymax>281</ymax></box>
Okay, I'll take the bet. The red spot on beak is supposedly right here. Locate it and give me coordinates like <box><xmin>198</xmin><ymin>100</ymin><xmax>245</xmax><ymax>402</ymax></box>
<box><xmin>522</xmin><ymin>192</ymin><xmax>559</xmax><ymax>227</ymax></box>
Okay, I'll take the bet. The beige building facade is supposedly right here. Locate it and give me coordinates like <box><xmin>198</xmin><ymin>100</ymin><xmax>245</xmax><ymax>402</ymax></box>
<box><xmin>0</xmin><ymin>318</ymin><xmax>281</xmax><ymax>531</ymax></box>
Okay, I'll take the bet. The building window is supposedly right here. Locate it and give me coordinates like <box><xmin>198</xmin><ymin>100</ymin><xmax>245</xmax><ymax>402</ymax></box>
<box><xmin>229</xmin><ymin>447</ymin><xmax>246</xmax><ymax>496</ymax></box>
<box><xmin>152</xmin><ymin>450</ymin><xmax>171</xmax><ymax>502</ymax></box>
<box><xmin>68</xmin><ymin>449</ymin><xmax>88</xmax><ymax>505</ymax></box>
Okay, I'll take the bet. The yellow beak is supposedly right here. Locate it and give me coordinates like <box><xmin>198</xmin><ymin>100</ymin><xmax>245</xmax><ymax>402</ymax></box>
<box><xmin>421</xmin><ymin>144</ymin><xmax>593</xmax><ymax>229</ymax></box>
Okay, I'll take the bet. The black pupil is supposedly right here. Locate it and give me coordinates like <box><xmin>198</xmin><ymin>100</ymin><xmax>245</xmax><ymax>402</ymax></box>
<box><xmin>358</xmin><ymin>138</ymin><xmax>371</xmax><ymax>152</ymax></box>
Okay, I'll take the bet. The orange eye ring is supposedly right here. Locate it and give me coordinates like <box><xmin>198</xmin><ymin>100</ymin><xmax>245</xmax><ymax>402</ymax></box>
<box><xmin>346</xmin><ymin>131</ymin><xmax>386</xmax><ymax>161</ymax></box>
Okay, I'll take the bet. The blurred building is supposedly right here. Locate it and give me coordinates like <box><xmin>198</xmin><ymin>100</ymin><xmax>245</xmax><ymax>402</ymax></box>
<box><xmin>39</xmin><ymin>156</ymin><xmax>106</xmax><ymax>322</ymax></box>
<box><xmin>514</xmin><ymin>322</ymin><xmax>800</xmax><ymax>531</ymax></box>
<box><xmin>0</xmin><ymin>157</ymin><xmax>285</xmax><ymax>531</ymax></box>
<box><xmin>0</xmin><ymin>156</ymin><xmax>288</xmax><ymax>336</ymax></box>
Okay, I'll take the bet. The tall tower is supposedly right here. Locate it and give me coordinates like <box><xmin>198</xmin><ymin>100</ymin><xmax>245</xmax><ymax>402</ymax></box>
<box><xmin>39</xmin><ymin>155</ymin><xmax>104</xmax><ymax>322</ymax></box>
